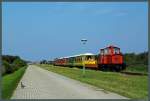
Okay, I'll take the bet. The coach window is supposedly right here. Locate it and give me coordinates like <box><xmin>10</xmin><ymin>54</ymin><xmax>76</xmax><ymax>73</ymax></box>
<box><xmin>84</xmin><ymin>56</ymin><xmax>86</xmax><ymax>61</ymax></box>
<box><xmin>95</xmin><ymin>55</ymin><xmax>97</xmax><ymax>60</ymax></box>
<box><xmin>87</xmin><ymin>56</ymin><xmax>92</xmax><ymax>60</ymax></box>
<box><xmin>80</xmin><ymin>57</ymin><xmax>82</xmax><ymax>61</ymax></box>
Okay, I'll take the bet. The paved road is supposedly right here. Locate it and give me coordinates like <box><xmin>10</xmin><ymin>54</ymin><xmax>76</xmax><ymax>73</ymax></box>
<box><xmin>12</xmin><ymin>65</ymin><xmax>128</xmax><ymax>99</ymax></box>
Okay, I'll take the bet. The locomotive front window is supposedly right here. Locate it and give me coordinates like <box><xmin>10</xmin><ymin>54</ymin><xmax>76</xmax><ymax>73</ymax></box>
<box><xmin>101</xmin><ymin>49</ymin><xmax>104</xmax><ymax>55</ymax></box>
<box><xmin>104</xmin><ymin>48</ymin><xmax>109</xmax><ymax>55</ymax></box>
<box><xmin>114</xmin><ymin>48</ymin><xmax>120</xmax><ymax>54</ymax></box>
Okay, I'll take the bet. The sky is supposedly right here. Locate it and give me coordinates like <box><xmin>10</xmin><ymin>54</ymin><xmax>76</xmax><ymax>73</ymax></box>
<box><xmin>2</xmin><ymin>2</ymin><xmax>148</xmax><ymax>61</ymax></box>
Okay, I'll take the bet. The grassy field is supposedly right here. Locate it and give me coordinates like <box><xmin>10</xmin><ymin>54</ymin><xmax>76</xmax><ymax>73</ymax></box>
<box><xmin>38</xmin><ymin>64</ymin><xmax>148</xmax><ymax>99</ymax></box>
<box><xmin>124</xmin><ymin>64</ymin><xmax>148</xmax><ymax>74</ymax></box>
<box><xmin>2</xmin><ymin>66</ymin><xmax>27</xmax><ymax>99</ymax></box>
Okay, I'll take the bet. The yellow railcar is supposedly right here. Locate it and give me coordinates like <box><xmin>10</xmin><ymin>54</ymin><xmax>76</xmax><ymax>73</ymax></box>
<box><xmin>73</xmin><ymin>53</ymin><xmax>98</xmax><ymax>69</ymax></box>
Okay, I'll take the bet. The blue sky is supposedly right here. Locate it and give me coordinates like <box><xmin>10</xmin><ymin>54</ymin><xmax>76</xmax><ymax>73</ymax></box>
<box><xmin>2</xmin><ymin>2</ymin><xmax>148</xmax><ymax>61</ymax></box>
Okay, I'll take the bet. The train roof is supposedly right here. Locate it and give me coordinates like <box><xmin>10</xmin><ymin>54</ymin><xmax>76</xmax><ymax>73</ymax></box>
<box><xmin>80</xmin><ymin>53</ymin><xmax>95</xmax><ymax>56</ymax></box>
<box><xmin>71</xmin><ymin>53</ymin><xmax>95</xmax><ymax>57</ymax></box>
<box><xmin>100</xmin><ymin>45</ymin><xmax>120</xmax><ymax>50</ymax></box>
<box><xmin>56</xmin><ymin>53</ymin><xmax>95</xmax><ymax>59</ymax></box>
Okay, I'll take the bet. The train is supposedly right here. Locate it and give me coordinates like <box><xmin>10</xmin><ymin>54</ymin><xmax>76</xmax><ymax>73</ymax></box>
<box><xmin>53</xmin><ymin>45</ymin><xmax>126</xmax><ymax>72</ymax></box>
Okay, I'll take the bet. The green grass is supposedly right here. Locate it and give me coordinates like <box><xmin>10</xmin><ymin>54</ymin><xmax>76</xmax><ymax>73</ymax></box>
<box><xmin>2</xmin><ymin>66</ymin><xmax>27</xmax><ymax>99</ymax></box>
<box><xmin>38</xmin><ymin>64</ymin><xmax>148</xmax><ymax>99</ymax></box>
<box><xmin>124</xmin><ymin>64</ymin><xmax>148</xmax><ymax>74</ymax></box>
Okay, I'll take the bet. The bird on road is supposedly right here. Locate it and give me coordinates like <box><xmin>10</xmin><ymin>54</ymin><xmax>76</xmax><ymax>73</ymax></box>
<box><xmin>21</xmin><ymin>82</ymin><xmax>25</xmax><ymax>89</ymax></box>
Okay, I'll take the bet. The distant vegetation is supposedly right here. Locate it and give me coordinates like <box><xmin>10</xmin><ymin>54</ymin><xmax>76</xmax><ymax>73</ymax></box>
<box><xmin>2</xmin><ymin>55</ymin><xmax>27</xmax><ymax>76</ymax></box>
<box><xmin>123</xmin><ymin>52</ymin><xmax>148</xmax><ymax>65</ymax></box>
<box><xmin>40</xmin><ymin>59</ymin><xmax>53</xmax><ymax>64</ymax></box>
<box><xmin>123</xmin><ymin>52</ymin><xmax>148</xmax><ymax>73</ymax></box>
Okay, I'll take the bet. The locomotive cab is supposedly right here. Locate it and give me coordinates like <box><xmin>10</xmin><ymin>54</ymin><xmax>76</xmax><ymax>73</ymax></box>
<box><xmin>98</xmin><ymin>45</ymin><xmax>125</xmax><ymax>71</ymax></box>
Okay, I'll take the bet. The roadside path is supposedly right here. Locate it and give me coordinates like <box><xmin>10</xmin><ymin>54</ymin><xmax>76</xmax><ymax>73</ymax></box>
<box><xmin>12</xmin><ymin>65</ymin><xmax>128</xmax><ymax>99</ymax></box>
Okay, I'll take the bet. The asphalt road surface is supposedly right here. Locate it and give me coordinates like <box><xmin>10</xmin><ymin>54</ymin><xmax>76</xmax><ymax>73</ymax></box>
<box><xmin>11</xmin><ymin>65</ymin><xmax>128</xmax><ymax>99</ymax></box>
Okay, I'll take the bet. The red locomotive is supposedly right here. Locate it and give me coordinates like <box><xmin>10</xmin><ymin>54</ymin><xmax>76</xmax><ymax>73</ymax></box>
<box><xmin>98</xmin><ymin>45</ymin><xmax>126</xmax><ymax>71</ymax></box>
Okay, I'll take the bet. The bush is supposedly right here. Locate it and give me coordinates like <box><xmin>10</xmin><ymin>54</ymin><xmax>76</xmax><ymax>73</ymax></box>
<box><xmin>2</xmin><ymin>61</ymin><xmax>14</xmax><ymax>74</ymax></box>
<box><xmin>11</xmin><ymin>64</ymin><xmax>18</xmax><ymax>72</ymax></box>
<box><xmin>1</xmin><ymin>65</ymin><xmax>6</xmax><ymax>76</ymax></box>
<box><xmin>2</xmin><ymin>55</ymin><xmax>27</xmax><ymax>76</ymax></box>
<box><xmin>13</xmin><ymin>58</ymin><xmax>27</xmax><ymax>68</ymax></box>
<box><xmin>2</xmin><ymin>55</ymin><xmax>20</xmax><ymax>64</ymax></box>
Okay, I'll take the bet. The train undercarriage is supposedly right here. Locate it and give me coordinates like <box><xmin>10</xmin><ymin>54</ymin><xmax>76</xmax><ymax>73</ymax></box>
<box><xmin>98</xmin><ymin>63</ymin><xmax>126</xmax><ymax>72</ymax></box>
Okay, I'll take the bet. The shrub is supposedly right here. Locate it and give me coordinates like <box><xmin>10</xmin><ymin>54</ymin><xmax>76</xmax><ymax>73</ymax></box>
<box><xmin>1</xmin><ymin>65</ymin><xmax>6</xmax><ymax>76</ymax></box>
<box><xmin>2</xmin><ymin>61</ymin><xmax>14</xmax><ymax>74</ymax></box>
<box><xmin>2</xmin><ymin>55</ymin><xmax>27</xmax><ymax>76</ymax></box>
<box><xmin>13</xmin><ymin>58</ymin><xmax>27</xmax><ymax>68</ymax></box>
<box><xmin>2</xmin><ymin>55</ymin><xmax>20</xmax><ymax>64</ymax></box>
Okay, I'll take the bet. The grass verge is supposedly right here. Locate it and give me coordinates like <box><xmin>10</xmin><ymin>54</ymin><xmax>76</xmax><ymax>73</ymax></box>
<box><xmin>2</xmin><ymin>66</ymin><xmax>27</xmax><ymax>99</ymax></box>
<box><xmin>38</xmin><ymin>64</ymin><xmax>148</xmax><ymax>99</ymax></box>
